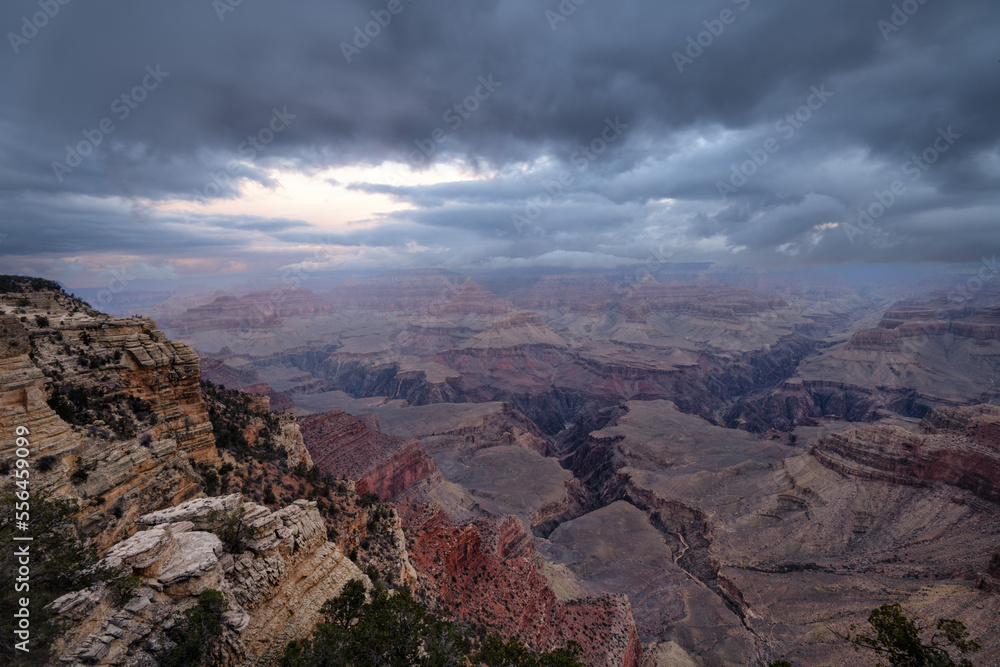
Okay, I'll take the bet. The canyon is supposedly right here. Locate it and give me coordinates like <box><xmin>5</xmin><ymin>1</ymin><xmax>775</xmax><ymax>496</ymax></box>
<box><xmin>3</xmin><ymin>267</ymin><xmax>999</xmax><ymax>666</ymax></box>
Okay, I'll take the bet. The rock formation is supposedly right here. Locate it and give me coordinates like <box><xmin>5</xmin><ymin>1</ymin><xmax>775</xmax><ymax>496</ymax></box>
<box><xmin>49</xmin><ymin>494</ymin><xmax>366</xmax><ymax>666</ymax></box>
<box><xmin>297</xmin><ymin>401</ymin><xmax>642</xmax><ymax>666</ymax></box>
<box><xmin>398</xmin><ymin>503</ymin><xmax>643</xmax><ymax>667</ymax></box>
<box><xmin>299</xmin><ymin>409</ymin><xmax>436</xmax><ymax>500</ymax></box>
<box><xmin>0</xmin><ymin>282</ymin><xmax>218</xmax><ymax>547</ymax></box>
<box><xmin>812</xmin><ymin>404</ymin><xmax>1000</xmax><ymax>502</ymax></box>
<box><xmin>554</xmin><ymin>399</ymin><xmax>1000</xmax><ymax>665</ymax></box>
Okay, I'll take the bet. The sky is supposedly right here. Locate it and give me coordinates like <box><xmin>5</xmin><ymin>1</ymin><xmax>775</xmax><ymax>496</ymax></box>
<box><xmin>0</xmin><ymin>0</ymin><xmax>998</xmax><ymax>287</ymax></box>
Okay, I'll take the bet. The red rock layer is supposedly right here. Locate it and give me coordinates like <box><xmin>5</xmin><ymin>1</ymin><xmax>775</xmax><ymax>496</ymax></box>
<box><xmin>811</xmin><ymin>405</ymin><xmax>1000</xmax><ymax>502</ymax></box>
<box><xmin>299</xmin><ymin>410</ymin><xmax>436</xmax><ymax>499</ymax></box>
<box><xmin>398</xmin><ymin>505</ymin><xmax>641</xmax><ymax>667</ymax></box>
<box><xmin>355</xmin><ymin>441</ymin><xmax>436</xmax><ymax>500</ymax></box>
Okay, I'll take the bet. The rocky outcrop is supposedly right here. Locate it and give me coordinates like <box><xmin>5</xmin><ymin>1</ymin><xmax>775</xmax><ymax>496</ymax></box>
<box><xmin>49</xmin><ymin>494</ymin><xmax>367</xmax><ymax>666</ymax></box>
<box><xmin>399</xmin><ymin>505</ymin><xmax>641</xmax><ymax>667</ymax></box>
<box><xmin>0</xmin><ymin>283</ymin><xmax>220</xmax><ymax>547</ymax></box>
<box><xmin>236</xmin><ymin>393</ymin><xmax>312</xmax><ymax>468</ymax></box>
<box><xmin>456</xmin><ymin>311</ymin><xmax>567</xmax><ymax>349</ymax></box>
<box><xmin>426</xmin><ymin>278</ymin><xmax>513</xmax><ymax>315</ymax></box>
<box><xmin>812</xmin><ymin>404</ymin><xmax>1000</xmax><ymax>502</ymax></box>
<box><xmin>723</xmin><ymin>379</ymin><xmax>932</xmax><ymax>432</ymax></box>
<box><xmin>362</xmin><ymin>399</ymin><xmax>552</xmax><ymax>457</ymax></box>
<box><xmin>845</xmin><ymin>328</ymin><xmax>901</xmax><ymax>352</ymax></box>
<box><xmin>786</xmin><ymin>283</ymin><xmax>1000</xmax><ymax>414</ymax></box>
<box><xmin>558</xmin><ymin>399</ymin><xmax>1000</xmax><ymax>665</ymax></box>
<box><xmin>162</xmin><ymin>288</ymin><xmax>328</xmax><ymax>337</ymax></box>
<box><xmin>299</xmin><ymin>410</ymin><xmax>436</xmax><ymax>499</ymax></box>
<box><xmin>242</xmin><ymin>382</ymin><xmax>296</xmax><ymax>413</ymax></box>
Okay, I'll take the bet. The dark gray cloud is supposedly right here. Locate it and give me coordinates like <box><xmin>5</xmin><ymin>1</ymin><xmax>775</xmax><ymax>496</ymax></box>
<box><xmin>1</xmin><ymin>0</ymin><xmax>998</xmax><ymax>284</ymax></box>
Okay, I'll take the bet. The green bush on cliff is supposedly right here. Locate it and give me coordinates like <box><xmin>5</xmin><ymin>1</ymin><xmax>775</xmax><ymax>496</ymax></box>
<box><xmin>207</xmin><ymin>506</ymin><xmax>251</xmax><ymax>554</ymax></box>
<box><xmin>846</xmin><ymin>603</ymin><xmax>981</xmax><ymax>667</ymax></box>
<box><xmin>771</xmin><ymin>603</ymin><xmax>982</xmax><ymax>666</ymax></box>
<box><xmin>279</xmin><ymin>579</ymin><xmax>585</xmax><ymax>667</ymax></box>
<box><xmin>0</xmin><ymin>493</ymin><xmax>104</xmax><ymax>667</ymax></box>
<box><xmin>160</xmin><ymin>588</ymin><xmax>229</xmax><ymax>667</ymax></box>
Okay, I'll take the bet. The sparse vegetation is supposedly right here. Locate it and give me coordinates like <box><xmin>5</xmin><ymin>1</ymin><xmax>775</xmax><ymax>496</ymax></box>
<box><xmin>0</xmin><ymin>493</ymin><xmax>107</xmax><ymax>666</ymax></box>
<box><xmin>0</xmin><ymin>275</ymin><xmax>63</xmax><ymax>294</ymax></box>
<box><xmin>70</xmin><ymin>461</ymin><xmax>94</xmax><ymax>485</ymax></box>
<box><xmin>208</xmin><ymin>506</ymin><xmax>251</xmax><ymax>554</ymax></box>
<box><xmin>846</xmin><ymin>603</ymin><xmax>981</xmax><ymax>667</ymax></box>
<box><xmin>37</xmin><ymin>454</ymin><xmax>58</xmax><ymax>472</ymax></box>
<box><xmin>107</xmin><ymin>573</ymin><xmax>143</xmax><ymax>606</ymax></box>
<box><xmin>279</xmin><ymin>579</ymin><xmax>585</xmax><ymax>667</ymax></box>
<box><xmin>202</xmin><ymin>467</ymin><xmax>220</xmax><ymax>494</ymax></box>
<box><xmin>160</xmin><ymin>589</ymin><xmax>229</xmax><ymax>667</ymax></box>
<box><xmin>263</xmin><ymin>483</ymin><xmax>277</xmax><ymax>505</ymax></box>
<box><xmin>201</xmin><ymin>381</ymin><xmax>298</xmax><ymax>474</ymax></box>
<box><xmin>46</xmin><ymin>383</ymin><xmax>150</xmax><ymax>440</ymax></box>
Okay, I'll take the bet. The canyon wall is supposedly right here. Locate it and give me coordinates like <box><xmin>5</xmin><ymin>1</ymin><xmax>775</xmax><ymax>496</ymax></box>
<box><xmin>0</xmin><ymin>286</ymin><xmax>219</xmax><ymax>547</ymax></box>
<box><xmin>298</xmin><ymin>409</ymin><xmax>437</xmax><ymax>500</ymax></box>
<box><xmin>812</xmin><ymin>404</ymin><xmax>1000</xmax><ymax>502</ymax></box>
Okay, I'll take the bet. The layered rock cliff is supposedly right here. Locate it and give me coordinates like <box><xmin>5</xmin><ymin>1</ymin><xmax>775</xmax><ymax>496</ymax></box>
<box><xmin>48</xmin><ymin>494</ymin><xmax>366</xmax><ymax>666</ymax></box>
<box><xmin>812</xmin><ymin>404</ymin><xmax>1000</xmax><ymax>502</ymax></box>
<box><xmin>299</xmin><ymin>409</ymin><xmax>436</xmax><ymax>500</ymax></box>
<box><xmin>0</xmin><ymin>280</ymin><xmax>218</xmax><ymax>547</ymax></box>
<box><xmin>5</xmin><ymin>276</ymin><xmax>640</xmax><ymax>666</ymax></box>
<box><xmin>398</xmin><ymin>504</ymin><xmax>642</xmax><ymax>667</ymax></box>
<box><xmin>296</xmin><ymin>404</ymin><xmax>642</xmax><ymax>666</ymax></box>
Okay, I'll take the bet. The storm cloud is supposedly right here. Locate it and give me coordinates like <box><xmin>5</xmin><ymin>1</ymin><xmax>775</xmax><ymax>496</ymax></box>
<box><xmin>1</xmin><ymin>0</ymin><xmax>998</xmax><ymax>284</ymax></box>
